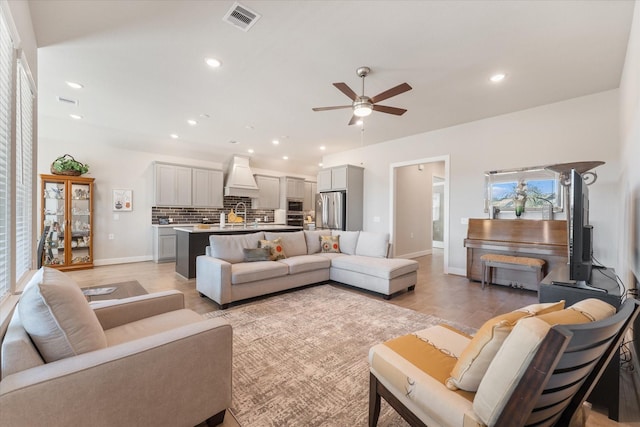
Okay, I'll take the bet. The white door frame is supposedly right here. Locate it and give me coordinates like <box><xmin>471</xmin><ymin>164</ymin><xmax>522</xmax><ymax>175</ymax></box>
<box><xmin>389</xmin><ymin>155</ymin><xmax>450</xmax><ymax>274</ymax></box>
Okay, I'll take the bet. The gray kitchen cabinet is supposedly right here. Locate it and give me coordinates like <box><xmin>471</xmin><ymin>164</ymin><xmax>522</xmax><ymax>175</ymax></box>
<box><xmin>153</xmin><ymin>227</ymin><xmax>177</xmax><ymax>262</ymax></box>
<box><xmin>303</xmin><ymin>181</ymin><xmax>317</xmax><ymax>211</ymax></box>
<box><xmin>317</xmin><ymin>169</ymin><xmax>332</xmax><ymax>192</ymax></box>
<box><xmin>285</xmin><ymin>177</ymin><xmax>306</xmax><ymax>199</ymax></box>
<box><xmin>154</xmin><ymin>163</ymin><xmax>192</xmax><ymax>206</ymax></box>
<box><xmin>316</xmin><ymin>165</ymin><xmax>363</xmax><ymax>192</ymax></box>
<box><xmin>252</xmin><ymin>174</ymin><xmax>280</xmax><ymax>209</ymax></box>
<box><xmin>192</xmin><ymin>168</ymin><xmax>223</xmax><ymax>207</ymax></box>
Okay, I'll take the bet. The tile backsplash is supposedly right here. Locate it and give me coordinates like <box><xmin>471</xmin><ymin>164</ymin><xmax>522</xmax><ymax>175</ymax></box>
<box><xmin>152</xmin><ymin>196</ymin><xmax>274</xmax><ymax>224</ymax></box>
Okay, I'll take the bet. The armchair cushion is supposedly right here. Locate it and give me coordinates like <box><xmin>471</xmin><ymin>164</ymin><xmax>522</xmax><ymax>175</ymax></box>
<box><xmin>447</xmin><ymin>301</ymin><xmax>565</xmax><ymax>391</ymax></box>
<box><xmin>18</xmin><ymin>267</ymin><xmax>107</xmax><ymax>363</ymax></box>
<box><xmin>104</xmin><ymin>309</ymin><xmax>204</xmax><ymax>346</ymax></box>
<box><xmin>473</xmin><ymin>298</ymin><xmax>616</xmax><ymax>425</ymax></box>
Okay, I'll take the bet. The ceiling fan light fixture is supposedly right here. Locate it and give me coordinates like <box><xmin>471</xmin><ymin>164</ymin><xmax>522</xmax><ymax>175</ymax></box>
<box><xmin>353</xmin><ymin>98</ymin><xmax>373</xmax><ymax>117</ymax></box>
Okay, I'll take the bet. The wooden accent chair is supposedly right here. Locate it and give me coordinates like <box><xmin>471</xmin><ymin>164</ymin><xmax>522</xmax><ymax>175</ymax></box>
<box><xmin>369</xmin><ymin>298</ymin><xmax>639</xmax><ymax>427</ymax></box>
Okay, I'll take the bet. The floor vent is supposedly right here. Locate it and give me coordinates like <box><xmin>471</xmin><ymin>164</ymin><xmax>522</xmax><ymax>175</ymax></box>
<box><xmin>57</xmin><ymin>96</ymin><xmax>78</xmax><ymax>106</ymax></box>
<box><xmin>223</xmin><ymin>2</ymin><xmax>261</xmax><ymax>32</ymax></box>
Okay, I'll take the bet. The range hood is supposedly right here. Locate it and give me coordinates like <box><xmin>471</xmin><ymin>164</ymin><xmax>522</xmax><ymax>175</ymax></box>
<box><xmin>224</xmin><ymin>155</ymin><xmax>259</xmax><ymax>198</ymax></box>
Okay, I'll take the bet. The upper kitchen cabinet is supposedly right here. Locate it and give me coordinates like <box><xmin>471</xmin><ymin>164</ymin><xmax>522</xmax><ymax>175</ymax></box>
<box><xmin>192</xmin><ymin>168</ymin><xmax>223</xmax><ymax>207</ymax></box>
<box><xmin>303</xmin><ymin>181</ymin><xmax>317</xmax><ymax>212</ymax></box>
<box><xmin>282</xmin><ymin>177</ymin><xmax>306</xmax><ymax>200</ymax></box>
<box><xmin>317</xmin><ymin>165</ymin><xmax>363</xmax><ymax>192</ymax></box>
<box><xmin>154</xmin><ymin>162</ymin><xmax>192</xmax><ymax>206</ymax></box>
<box><xmin>252</xmin><ymin>174</ymin><xmax>280</xmax><ymax>209</ymax></box>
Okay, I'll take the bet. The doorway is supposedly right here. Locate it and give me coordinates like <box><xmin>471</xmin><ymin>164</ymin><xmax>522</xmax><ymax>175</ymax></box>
<box><xmin>390</xmin><ymin>156</ymin><xmax>450</xmax><ymax>274</ymax></box>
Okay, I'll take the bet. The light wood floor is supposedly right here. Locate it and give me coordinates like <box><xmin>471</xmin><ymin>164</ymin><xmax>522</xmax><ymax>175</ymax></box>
<box><xmin>65</xmin><ymin>251</ymin><xmax>639</xmax><ymax>426</ymax></box>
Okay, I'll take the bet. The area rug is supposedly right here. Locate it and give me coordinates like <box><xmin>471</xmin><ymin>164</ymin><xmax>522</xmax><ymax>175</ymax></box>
<box><xmin>205</xmin><ymin>284</ymin><xmax>474</xmax><ymax>426</ymax></box>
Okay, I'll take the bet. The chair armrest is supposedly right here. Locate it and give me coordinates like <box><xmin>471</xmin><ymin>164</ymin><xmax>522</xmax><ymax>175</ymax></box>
<box><xmin>0</xmin><ymin>318</ymin><xmax>232</xmax><ymax>427</ymax></box>
<box><xmin>196</xmin><ymin>255</ymin><xmax>232</xmax><ymax>305</ymax></box>
<box><xmin>92</xmin><ymin>290</ymin><xmax>185</xmax><ymax>330</ymax></box>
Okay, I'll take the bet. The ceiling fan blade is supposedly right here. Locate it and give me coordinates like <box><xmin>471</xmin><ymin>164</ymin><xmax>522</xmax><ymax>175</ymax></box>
<box><xmin>348</xmin><ymin>115</ymin><xmax>361</xmax><ymax>126</ymax></box>
<box><xmin>333</xmin><ymin>82</ymin><xmax>358</xmax><ymax>101</ymax></box>
<box><xmin>372</xmin><ymin>104</ymin><xmax>407</xmax><ymax>115</ymax></box>
<box><xmin>370</xmin><ymin>83</ymin><xmax>412</xmax><ymax>104</ymax></box>
<box><xmin>312</xmin><ymin>105</ymin><xmax>352</xmax><ymax>112</ymax></box>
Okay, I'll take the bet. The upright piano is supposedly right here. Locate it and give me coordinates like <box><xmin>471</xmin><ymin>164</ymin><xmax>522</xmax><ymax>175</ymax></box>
<box><xmin>464</xmin><ymin>219</ymin><xmax>567</xmax><ymax>290</ymax></box>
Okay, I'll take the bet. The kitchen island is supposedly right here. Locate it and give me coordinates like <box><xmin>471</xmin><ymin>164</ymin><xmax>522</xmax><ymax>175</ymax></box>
<box><xmin>174</xmin><ymin>224</ymin><xmax>302</xmax><ymax>278</ymax></box>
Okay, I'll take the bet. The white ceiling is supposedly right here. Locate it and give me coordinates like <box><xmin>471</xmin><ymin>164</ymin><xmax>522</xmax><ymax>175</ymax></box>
<box><xmin>28</xmin><ymin>0</ymin><xmax>634</xmax><ymax>176</ymax></box>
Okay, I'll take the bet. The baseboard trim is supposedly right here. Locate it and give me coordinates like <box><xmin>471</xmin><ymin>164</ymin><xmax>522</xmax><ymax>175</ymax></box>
<box><xmin>94</xmin><ymin>255</ymin><xmax>153</xmax><ymax>266</ymax></box>
<box><xmin>396</xmin><ymin>249</ymin><xmax>432</xmax><ymax>259</ymax></box>
<box><xmin>447</xmin><ymin>267</ymin><xmax>467</xmax><ymax>277</ymax></box>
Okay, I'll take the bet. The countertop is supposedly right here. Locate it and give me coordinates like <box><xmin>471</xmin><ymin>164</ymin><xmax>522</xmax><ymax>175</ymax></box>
<box><xmin>152</xmin><ymin>222</ymin><xmax>286</xmax><ymax>229</ymax></box>
<box><xmin>173</xmin><ymin>224</ymin><xmax>301</xmax><ymax>233</ymax></box>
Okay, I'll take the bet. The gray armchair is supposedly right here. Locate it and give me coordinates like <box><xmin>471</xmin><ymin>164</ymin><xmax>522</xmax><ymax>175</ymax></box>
<box><xmin>1</xmin><ymin>283</ymin><xmax>232</xmax><ymax>427</ymax></box>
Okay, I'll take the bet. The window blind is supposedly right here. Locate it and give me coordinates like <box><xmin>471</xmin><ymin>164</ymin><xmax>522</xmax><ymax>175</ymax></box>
<box><xmin>0</xmin><ymin>9</ymin><xmax>14</xmax><ymax>300</ymax></box>
<box><xmin>15</xmin><ymin>61</ymin><xmax>33</xmax><ymax>280</ymax></box>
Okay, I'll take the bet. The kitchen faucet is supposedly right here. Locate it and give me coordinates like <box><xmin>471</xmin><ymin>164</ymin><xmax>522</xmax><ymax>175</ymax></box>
<box><xmin>234</xmin><ymin>202</ymin><xmax>247</xmax><ymax>229</ymax></box>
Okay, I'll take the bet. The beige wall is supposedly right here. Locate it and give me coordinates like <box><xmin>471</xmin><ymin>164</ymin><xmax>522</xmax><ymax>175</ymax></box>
<box><xmin>394</xmin><ymin>162</ymin><xmax>444</xmax><ymax>258</ymax></box>
<box><xmin>324</xmin><ymin>90</ymin><xmax>620</xmax><ymax>275</ymax></box>
<box><xmin>619</xmin><ymin>1</ymin><xmax>640</xmax><ymax>287</ymax></box>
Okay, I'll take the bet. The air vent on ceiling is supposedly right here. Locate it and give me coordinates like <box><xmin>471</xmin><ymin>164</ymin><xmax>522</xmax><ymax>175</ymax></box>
<box><xmin>223</xmin><ymin>2</ymin><xmax>261</xmax><ymax>32</ymax></box>
<box><xmin>57</xmin><ymin>96</ymin><xmax>78</xmax><ymax>106</ymax></box>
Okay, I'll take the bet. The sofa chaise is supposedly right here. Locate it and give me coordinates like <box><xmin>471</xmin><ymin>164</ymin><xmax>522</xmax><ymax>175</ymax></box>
<box><xmin>196</xmin><ymin>230</ymin><xmax>419</xmax><ymax>308</ymax></box>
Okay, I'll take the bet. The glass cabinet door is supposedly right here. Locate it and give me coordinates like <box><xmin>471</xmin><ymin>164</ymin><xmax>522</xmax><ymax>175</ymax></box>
<box><xmin>70</xmin><ymin>182</ymin><xmax>91</xmax><ymax>265</ymax></box>
<box><xmin>43</xmin><ymin>180</ymin><xmax>67</xmax><ymax>267</ymax></box>
<box><xmin>41</xmin><ymin>174</ymin><xmax>94</xmax><ymax>270</ymax></box>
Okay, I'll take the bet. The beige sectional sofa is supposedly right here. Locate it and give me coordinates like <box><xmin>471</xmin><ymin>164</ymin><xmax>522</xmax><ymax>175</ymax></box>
<box><xmin>196</xmin><ymin>230</ymin><xmax>419</xmax><ymax>308</ymax></box>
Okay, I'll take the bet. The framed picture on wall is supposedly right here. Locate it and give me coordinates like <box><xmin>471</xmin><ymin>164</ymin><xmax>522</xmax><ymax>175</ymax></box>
<box><xmin>112</xmin><ymin>189</ymin><xmax>133</xmax><ymax>211</ymax></box>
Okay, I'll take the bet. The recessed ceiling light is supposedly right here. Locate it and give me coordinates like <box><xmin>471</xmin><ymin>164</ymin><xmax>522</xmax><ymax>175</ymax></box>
<box><xmin>170</xmin><ymin>134</ymin><xmax>179</xmax><ymax>139</ymax></box>
<box><xmin>272</xmin><ymin>139</ymin><xmax>279</xmax><ymax>145</ymax></box>
<box><xmin>69</xmin><ymin>114</ymin><xmax>83</xmax><ymax>120</ymax></box>
<box><xmin>187</xmin><ymin>119</ymin><xmax>197</xmax><ymax>126</ymax></box>
<box><xmin>318</xmin><ymin>163</ymin><xmax>323</xmax><ymax>167</ymax></box>
<box><xmin>356</xmin><ymin>119</ymin><xmax>364</xmax><ymax>126</ymax></box>
<box><xmin>319</xmin><ymin>146</ymin><xmax>326</xmax><ymax>151</ymax></box>
<box><xmin>283</xmin><ymin>156</ymin><xmax>288</xmax><ymax>160</ymax></box>
<box><xmin>247</xmin><ymin>149</ymin><xmax>254</xmax><ymax>154</ymax></box>
<box><xmin>490</xmin><ymin>73</ymin><xmax>506</xmax><ymax>83</ymax></box>
<box><xmin>205</xmin><ymin>57</ymin><xmax>222</xmax><ymax>68</ymax></box>
<box><xmin>66</xmin><ymin>81</ymin><xmax>84</xmax><ymax>89</ymax></box>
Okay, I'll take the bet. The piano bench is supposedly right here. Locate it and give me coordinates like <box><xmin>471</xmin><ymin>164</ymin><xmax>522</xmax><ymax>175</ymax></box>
<box><xmin>480</xmin><ymin>254</ymin><xmax>546</xmax><ymax>290</ymax></box>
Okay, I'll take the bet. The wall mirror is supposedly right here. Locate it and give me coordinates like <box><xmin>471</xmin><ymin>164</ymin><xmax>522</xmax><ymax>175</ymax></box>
<box><xmin>484</xmin><ymin>165</ymin><xmax>563</xmax><ymax>214</ymax></box>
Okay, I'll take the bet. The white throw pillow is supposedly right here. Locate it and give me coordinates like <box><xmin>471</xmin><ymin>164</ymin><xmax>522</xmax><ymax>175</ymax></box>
<box><xmin>355</xmin><ymin>231</ymin><xmax>389</xmax><ymax>258</ymax></box>
<box><xmin>18</xmin><ymin>267</ymin><xmax>107</xmax><ymax>363</ymax></box>
<box><xmin>331</xmin><ymin>230</ymin><xmax>360</xmax><ymax>255</ymax></box>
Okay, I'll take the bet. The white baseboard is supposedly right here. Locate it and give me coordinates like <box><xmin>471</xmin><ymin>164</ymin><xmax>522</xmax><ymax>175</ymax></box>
<box><xmin>432</xmin><ymin>241</ymin><xmax>444</xmax><ymax>249</ymax></box>
<box><xmin>396</xmin><ymin>249</ymin><xmax>432</xmax><ymax>259</ymax></box>
<box><xmin>94</xmin><ymin>255</ymin><xmax>153</xmax><ymax>266</ymax></box>
<box><xmin>447</xmin><ymin>267</ymin><xmax>467</xmax><ymax>277</ymax></box>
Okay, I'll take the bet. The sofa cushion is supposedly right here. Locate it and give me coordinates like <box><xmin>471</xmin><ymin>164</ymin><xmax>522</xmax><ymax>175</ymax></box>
<box><xmin>277</xmin><ymin>255</ymin><xmax>331</xmax><ymax>274</ymax></box>
<box><xmin>473</xmin><ymin>298</ymin><xmax>615</xmax><ymax>426</ymax></box>
<box><xmin>231</xmin><ymin>261</ymin><xmax>289</xmax><ymax>284</ymax></box>
<box><xmin>330</xmin><ymin>255</ymin><xmax>418</xmax><ymax>279</ymax></box>
<box><xmin>304</xmin><ymin>230</ymin><xmax>332</xmax><ymax>254</ymax></box>
<box><xmin>243</xmin><ymin>247</ymin><xmax>271</xmax><ymax>262</ymax></box>
<box><xmin>265</xmin><ymin>231</ymin><xmax>307</xmax><ymax>257</ymax></box>
<box><xmin>18</xmin><ymin>267</ymin><xmax>108</xmax><ymax>363</ymax></box>
<box><xmin>331</xmin><ymin>230</ymin><xmax>360</xmax><ymax>255</ymax></box>
<box><xmin>209</xmin><ymin>232</ymin><xmax>265</xmax><ymax>264</ymax></box>
<box><xmin>104</xmin><ymin>309</ymin><xmax>204</xmax><ymax>346</ymax></box>
<box><xmin>259</xmin><ymin>237</ymin><xmax>287</xmax><ymax>260</ymax></box>
<box><xmin>447</xmin><ymin>301</ymin><xmax>565</xmax><ymax>392</ymax></box>
<box><xmin>355</xmin><ymin>231</ymin><xmax>389</xmax><ymax>258</ymax></box>
<box><xmin>320</xmin><ymin>235</ymin><xmax>340</xmax><ymax>253</ymax></box>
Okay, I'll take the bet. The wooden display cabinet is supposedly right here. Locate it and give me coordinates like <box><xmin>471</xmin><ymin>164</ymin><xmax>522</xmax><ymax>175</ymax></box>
<box><xmin>40</xmin><ymin>174</ymin><xmax>94</xmax><ymax>270</ymax></box>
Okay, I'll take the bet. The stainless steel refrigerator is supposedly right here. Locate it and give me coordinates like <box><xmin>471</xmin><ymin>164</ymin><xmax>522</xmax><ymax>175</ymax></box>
<box><xmin>315</xmin><ymin>191</ymin><xmax>346</xmax><ymax>230</ymax></box>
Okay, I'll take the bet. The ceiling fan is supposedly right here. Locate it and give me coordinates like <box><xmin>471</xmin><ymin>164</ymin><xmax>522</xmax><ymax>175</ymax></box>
<box><xmin>312</xmin><ymin>66</ymin><xmax>412</xmax><ymax>125</ymax></box>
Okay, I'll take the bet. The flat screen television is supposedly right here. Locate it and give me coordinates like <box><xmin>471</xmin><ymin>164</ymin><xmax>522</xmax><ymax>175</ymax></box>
<box><xmin>568</xmin><ymin>169</ymin><xmax>593</xmax><ymax>284</ymax></box>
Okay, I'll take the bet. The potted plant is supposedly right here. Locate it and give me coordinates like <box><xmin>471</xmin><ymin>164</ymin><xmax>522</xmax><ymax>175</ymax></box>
<box><xmin>50</xmin><ymin>154</ymin><xmax>89</xmax><ymax>176</ymax></box>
